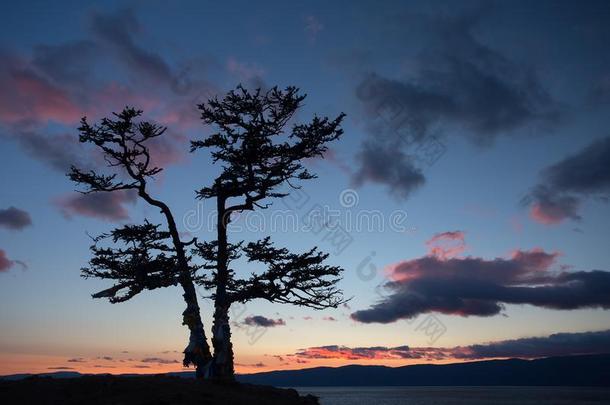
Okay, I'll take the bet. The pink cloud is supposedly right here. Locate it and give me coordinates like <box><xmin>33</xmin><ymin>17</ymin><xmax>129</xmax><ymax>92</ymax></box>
<box><xmin>530</xmin><ymin>203</ymin><xmax>569</xmax><ymax>225</ymax></box>
<box><xmin>0</xmin><ymin>14</ymin><xmax>220</xmax><ymax>174</ymax></box>
<box><xmin>425</xmin><ymin>230</ymin><xmax>466</xmax><ymax>260</ymax></box>
<box><xmin>0</xmin><ymin>67</ymin><xmax>82</xmax><ymax>125</ymax></box>
<box><xmin>510</xmin><ymin>247</ymin><xmax>559</xmax><ymax>274</ymax></box>
<box><xmin>0</xmin><ymin>250</ymin><xmax>13</xmax><ymax>272</ymax></box>
<box><xmin>0</xmin><ymin>249</ymin><xmax>27</xmax><ymax>272</ymax></box>
<box><xmin>55</xmin><ymin>190</ymin><xmax>137</xmax><ymax>221</ymax></box>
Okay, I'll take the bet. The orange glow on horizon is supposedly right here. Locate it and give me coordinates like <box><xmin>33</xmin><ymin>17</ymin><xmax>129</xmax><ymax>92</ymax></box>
<box><xmin>0</xmin><ymin>352</ymin><xmax>479</xmax><ymax>377</ymax></box>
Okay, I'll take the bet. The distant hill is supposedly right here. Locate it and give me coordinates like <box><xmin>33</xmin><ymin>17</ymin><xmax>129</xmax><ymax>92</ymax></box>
<box><xmin>237</xmin><ymin>354</ymin><xmax>610</xmax><ymax>387</ymax></box>
<box><xmin>2</xmin><ymin>354</ymin><xmax>609</xmax><ymax>387</ymax></box>
<box><xmin>0</xmin><ymin>371</ymin><xmax>83</xmax><ymax>381</ymax></box>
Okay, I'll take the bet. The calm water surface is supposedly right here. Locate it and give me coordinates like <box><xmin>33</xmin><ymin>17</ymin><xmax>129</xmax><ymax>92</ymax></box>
<box><xmin>294</xmin><ymin>386</ymin><xmax>610</xmax><ymax>405</ymax></box>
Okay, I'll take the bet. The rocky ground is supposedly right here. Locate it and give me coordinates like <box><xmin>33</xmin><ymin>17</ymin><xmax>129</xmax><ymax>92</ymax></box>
<box><xmin>0</xmin><ymin>375</ymin><xmax>319</xmax><ymax>405</ymax></box>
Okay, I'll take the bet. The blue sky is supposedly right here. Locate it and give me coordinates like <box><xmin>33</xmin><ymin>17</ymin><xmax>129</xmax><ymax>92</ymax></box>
<box><xmin>1</xmin><ymin>0</ymin><xmax>610</xmax><ymax>374</ymax></box>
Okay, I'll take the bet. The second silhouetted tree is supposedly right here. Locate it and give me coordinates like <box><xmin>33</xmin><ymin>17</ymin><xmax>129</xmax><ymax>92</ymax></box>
<box><xmin>191</xmin><ymin>85</ymin><xmax>347</xmax><ymax>380</ymax></box>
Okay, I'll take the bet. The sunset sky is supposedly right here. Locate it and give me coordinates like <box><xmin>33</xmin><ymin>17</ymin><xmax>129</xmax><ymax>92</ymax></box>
<box><xmin>1</xmin><ymin>0</ymin><xmax>610</xmax><ymax>376</ymax></box>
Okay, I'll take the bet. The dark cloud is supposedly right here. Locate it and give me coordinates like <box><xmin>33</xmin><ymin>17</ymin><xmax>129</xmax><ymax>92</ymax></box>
<box><xmin>55</xmin><ymin>189</ymin><xmax>137</xmax><ymax>221</ymax></box>
<box><xmin>525</xmin><ymin>136</ymin><xmax>610</xmax><ymax>224</ymax></box>
<box><xmin>353</xmin><ymin>140</ymin><xmax>425</xmax><ymax>198</ymax></box>
<box><xmin>460</xmin><ymin>329</ymin><xmax>610</xmax><ymax>359</ymax></box>
<box><xmin>67</xmin><ymin>358</ymin><xmax>86</xmax><ymax>363</ymax></box>
<box><xmin>141</xmin><ymin>357</ymin><xmax>179</xmax><ymax>364</ymax></box>
<box><xmin>544</xmin><ymin>137</ymin><xmax>610</xmax><ymax>193</ymax></box>
<box><xmin>351</xmin><ymin>242</ymin><xmax>610</xmax><ymax>323</ymax></box>
<box><xmin>16</xmin><ymin>130</ymin><xmax>87</xmax><ymax>172</ymax></box>
<box><xmin>527</xmin><ymin>185</ymin><xmax>582</xmax><ymax>224</ymax></box>
<box><xmin>243</xmin><ymin>315</ymin><xmax>286</xmax><ymax>328</ymax></box>
<box><xmin>0</xmin><ymin>206</ymin><xmax>32</xmax><ymax>230</ymax></box>
<box><xmin>47</xmin><ymin>366</ymin><xmax>74</xmax><ymax>370</ymax></box>
<box><xmin>89</xmin><ymin>9</ymin><xmax>173</xmax><ymax>85</ymax></box>
<box><xmin>291</xmin><ymin>329</ymin><xmax>610</xmax><ymax>362</ymax></box>
<box><xmin>32</xmin><ymin>40</ymin><xmax>99</xmax><ymax>86</ymax></box>
<box><xmin>353</xmin><ymin>12</ymin><xmax>558</xmax><ymax>198</ymax></box>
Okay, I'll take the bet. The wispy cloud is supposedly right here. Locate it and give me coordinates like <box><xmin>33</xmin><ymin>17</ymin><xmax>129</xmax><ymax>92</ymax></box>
<box><xmin>140</xmin><ymin>357</ymin><xmax>179</xmax><ymax>365</ymax></box>
<box><xmin>425</xmin><ymin>230</ymin><xmax>466</xmax><ymax>259</ymax></box>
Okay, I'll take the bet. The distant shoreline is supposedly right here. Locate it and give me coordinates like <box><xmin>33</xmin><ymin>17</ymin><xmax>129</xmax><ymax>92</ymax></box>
<box><xmin>3</xmin><ymin>353</ymin><xmax>610</xmax><ymax>387</ymax></box>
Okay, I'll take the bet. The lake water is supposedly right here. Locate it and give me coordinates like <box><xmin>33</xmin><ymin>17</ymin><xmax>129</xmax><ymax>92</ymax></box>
<box><xmin>294</xmin><ymin>386</ymin><xmax>610</xmax><ymax>405</ymax></box>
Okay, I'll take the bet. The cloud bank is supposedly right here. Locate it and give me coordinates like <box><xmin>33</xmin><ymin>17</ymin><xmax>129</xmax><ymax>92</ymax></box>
<box><xmin>353</xmin><ymin>11</ymin><xmax>559</xmax><ymax>198</ymax></box>
<box><xmin>291</xmin><ymin>329</ymin><xmax>610</xmax><ymax>362</ymax></box>
<box><xmin>351</xmin><ymin>235</ymin><xmax>610</xmax><ymax>323</ymax></box>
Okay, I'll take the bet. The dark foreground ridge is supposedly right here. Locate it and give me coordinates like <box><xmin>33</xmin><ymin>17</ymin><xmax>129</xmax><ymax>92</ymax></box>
<box><xmin>0</xmin><ymin>375</ymin><xmax>319</xmax><ymax>405</ymax></box>
<box><xmin>239</xmin><ymin>353</ymin><xmax>610</xmax><ymax>387</ymax></box>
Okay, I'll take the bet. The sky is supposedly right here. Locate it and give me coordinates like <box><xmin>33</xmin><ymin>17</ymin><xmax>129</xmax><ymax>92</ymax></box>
<box><xmin>1</xmin><ymin>0</ymin><xmax>610</xmax><ymax>375</ymax></box>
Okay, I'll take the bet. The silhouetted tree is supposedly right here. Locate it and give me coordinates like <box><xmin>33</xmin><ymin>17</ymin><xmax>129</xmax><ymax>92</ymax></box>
<box><xmin>69</xmin><ymin>108</ymin><xmax>212</xmax><ymax>377</ymax></box>
<box><xmin>191</xmin><ymin>85</ymin><xmax>347</xmax><ymax>380</ymax></box>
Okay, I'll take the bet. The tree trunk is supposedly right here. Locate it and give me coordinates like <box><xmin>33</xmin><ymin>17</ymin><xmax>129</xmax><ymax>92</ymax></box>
<box><xmin>138</xmin><ymin>189</ymin><xmax>212</xmax><ymax>377</ymax></box>
<box><xmin>211</xmin><ymin>196</ymin><xmax>235</xmax><ymax>380</ymax></box>
<box><xmin>180</xmin><ymin>275</ymin><xmax>213</xmax><ymax>378</ymax></box>
<box><xmin>211</xmin><ymin>300</ymin><xmax>234</xmax><ymax>379</ymax></box>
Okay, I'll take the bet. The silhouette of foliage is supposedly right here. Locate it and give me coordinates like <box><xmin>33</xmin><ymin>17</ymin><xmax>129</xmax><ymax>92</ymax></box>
<box><xmin>69</xmin><ymin>108</ymin><xmax>212</xmax><ymax>376</ymax></box>
<box><xmin>195</xmin><ymin>237</ymin><xmax>344</xmax><ymax>309</ymax></box>
<box><xmin>191</xmin><ymin>85</ymin><xmax>347</xmax><ymax>379</ymax></box>
<box><xmin>82</xmin><ymin>221</ymin><xmax>184</xmax><ymax>303</ymax></box>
